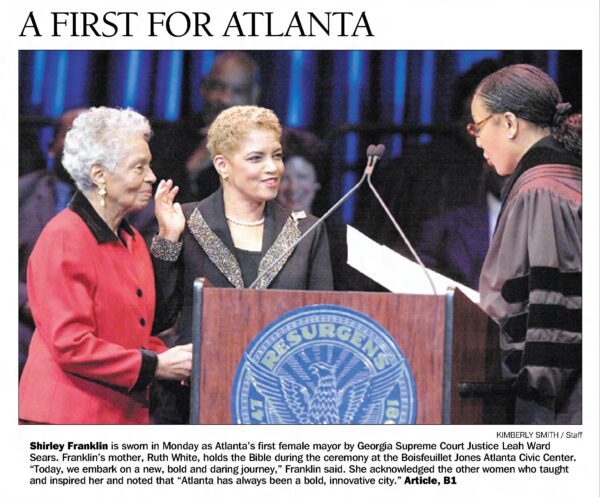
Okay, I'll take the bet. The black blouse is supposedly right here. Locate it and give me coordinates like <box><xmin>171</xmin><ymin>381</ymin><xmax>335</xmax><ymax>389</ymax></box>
<box><xmin>234</xmin><ymin>247</ymin><xmax>262</xmax><ymax>288</ymax></box>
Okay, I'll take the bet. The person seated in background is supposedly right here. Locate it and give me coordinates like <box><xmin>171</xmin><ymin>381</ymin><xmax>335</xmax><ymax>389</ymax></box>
<box><xmin>276</xmin><ymin>127</ymin><xmax>324</xmax><ymax>215</ymax></box>
<box><xmin>276</xmin><ymin>128</ymin><xmax>384</xmax><ymax>292</ymax></box>
<box><xmin>18</xmin><ymin>108</ymin><xmax>86</xmax><ymax>376</ymax></box>
<box><xmin>150</xmin><ymin>105</ymin><xmax>333</xmax><ymax>423</ymax></box>
<box><xmin>416</xmin><ymin>164</ymin><xmax>506</xmax><ymax>289</ymax></box>
<box><xmin>18</xmin><ymin>107</ymin><xmax>192</xmax><ymax>424</ymax></box>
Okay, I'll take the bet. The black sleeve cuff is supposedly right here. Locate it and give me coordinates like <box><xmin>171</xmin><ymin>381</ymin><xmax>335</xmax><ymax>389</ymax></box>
<box><xmin>131</xmin><ymin>349</ymin><xmax>158</xmax><ymax>391</ymax></box>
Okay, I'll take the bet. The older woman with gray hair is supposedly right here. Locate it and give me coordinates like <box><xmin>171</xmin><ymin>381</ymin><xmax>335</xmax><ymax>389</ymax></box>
<box><xmin>18</xmin><ymin>107</ymin><xmax>192</xmax><ymax>424</ymax></box>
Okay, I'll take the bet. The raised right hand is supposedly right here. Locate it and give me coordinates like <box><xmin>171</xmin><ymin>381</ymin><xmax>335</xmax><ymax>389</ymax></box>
<box><xmin>155</xmin><ymin>179</ymin><xmax>185</xmax><ymax>242</ymax></box>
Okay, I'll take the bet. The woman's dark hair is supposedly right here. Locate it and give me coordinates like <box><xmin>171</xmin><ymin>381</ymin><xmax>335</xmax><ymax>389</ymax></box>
<box><xmin>475</xmin><ymin>64</ymin><xmax>581</xmax><ymax>155</ymax></box>
<box><xmin>450</xmin><ymin>58</ymin><xmax>499</xmax><ymax>120</ymax></box>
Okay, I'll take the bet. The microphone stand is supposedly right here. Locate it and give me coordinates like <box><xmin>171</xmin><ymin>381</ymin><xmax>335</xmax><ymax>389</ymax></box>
<box><xmin>366</xmin><ymin>145</ymin><xmax>438</xmax><ymax>295</ymax></box>
<box><xmin>248</xmin><ymin>146</ymin><xmax>376</xmax><ymax>289</ymax></box>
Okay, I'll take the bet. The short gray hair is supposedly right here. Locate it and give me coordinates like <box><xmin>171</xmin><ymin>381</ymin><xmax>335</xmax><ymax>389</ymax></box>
<box><xmin>62</xmin><ymin>107</ymin><xmax>152</xmax><ymax>191</ymax></box>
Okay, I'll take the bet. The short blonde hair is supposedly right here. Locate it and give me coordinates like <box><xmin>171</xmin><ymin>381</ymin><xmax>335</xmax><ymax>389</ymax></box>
<box><xmin>206</xmin><ymin>105</ymin><xmax>282</xmax><ymax>157</ymax></box>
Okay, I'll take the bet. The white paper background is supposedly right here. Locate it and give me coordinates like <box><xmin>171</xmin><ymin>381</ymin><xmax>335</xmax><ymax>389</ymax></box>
<box><xmin>2</xmin><ymin>1</ymin><xmax>598</xmax><ymax>496</ymax></box>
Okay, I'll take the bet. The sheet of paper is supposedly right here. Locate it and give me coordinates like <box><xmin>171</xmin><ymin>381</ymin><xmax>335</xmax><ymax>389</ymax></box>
<box><xmin>346</xmin><ymin>225</ymin><xmax>480</xmax><ymax>303</ymax></box>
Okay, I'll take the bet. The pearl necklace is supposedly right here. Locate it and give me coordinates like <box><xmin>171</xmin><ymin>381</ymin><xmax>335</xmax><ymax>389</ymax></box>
<box><xmin>225</xmin><ymin>213</ymin><xmax>265</xmax><ymax>227</ymax></box>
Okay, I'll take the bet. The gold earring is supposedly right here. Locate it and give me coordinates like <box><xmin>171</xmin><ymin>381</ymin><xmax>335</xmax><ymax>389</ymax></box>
<box><xmin>98</xmin><ymin>183</ymin><xmax>107</xmax><ymax>207</ymax></box>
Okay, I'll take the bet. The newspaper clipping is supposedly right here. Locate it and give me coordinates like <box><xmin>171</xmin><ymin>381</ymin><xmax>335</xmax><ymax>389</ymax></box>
<box><xmin>4</xmin><ymin>1</ymin><xmax>598</xmax><ymax>496</ymax></box>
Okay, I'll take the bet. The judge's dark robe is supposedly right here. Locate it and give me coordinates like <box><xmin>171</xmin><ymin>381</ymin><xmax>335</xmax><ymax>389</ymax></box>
<box><xmin>479</xmin><ymin>137</ymin><xmax>581</xmax><ymax>424</ymax></box>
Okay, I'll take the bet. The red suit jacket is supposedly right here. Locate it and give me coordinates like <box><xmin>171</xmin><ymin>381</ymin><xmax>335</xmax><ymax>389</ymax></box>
<box><xmin>19</xmin><ymin>192</ymin><xmax>167</xmax><ymax>424</ymax></box>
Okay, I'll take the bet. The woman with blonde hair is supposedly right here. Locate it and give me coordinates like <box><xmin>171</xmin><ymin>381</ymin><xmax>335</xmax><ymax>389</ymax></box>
<box><xmin>151</xmin><ymin>105</ymin><xmax>333</xmax><ymax>423</ymax></box>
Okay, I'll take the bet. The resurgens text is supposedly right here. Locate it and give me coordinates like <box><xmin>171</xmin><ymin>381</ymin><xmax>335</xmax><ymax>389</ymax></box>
<box><xmin>260</xmin><ymin>322</ymin><xmax>390</xmax><ymax>371</ymax></box>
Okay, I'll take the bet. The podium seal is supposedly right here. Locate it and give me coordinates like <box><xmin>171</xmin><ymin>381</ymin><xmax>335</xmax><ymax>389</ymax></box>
<box><xmin>231</xmin><ymin>305</ymin><xmax>417</xmax><ymax>424</ymax></box>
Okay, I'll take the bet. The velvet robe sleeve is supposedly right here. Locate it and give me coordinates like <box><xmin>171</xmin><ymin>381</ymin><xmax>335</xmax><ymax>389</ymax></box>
<box><xmin>480</xmin><ymin>187</ymin><xmax>581</xmax><ymax>421</ymax></box>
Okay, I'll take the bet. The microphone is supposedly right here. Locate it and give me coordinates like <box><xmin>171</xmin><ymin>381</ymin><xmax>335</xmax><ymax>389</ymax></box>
<box><xmin>366</xmin><ymin>144</ymin><xmax>438</xmax><ymax>295</ymax></box>
<box><xmin>366</xmin><ymin>144</ymin><xmax>385</xmax><ymax>175</ymax></box>
<box><xmin>248</xmin><ymin>145</ymin><xmax>377</xmax><ymax>289</ymax></box>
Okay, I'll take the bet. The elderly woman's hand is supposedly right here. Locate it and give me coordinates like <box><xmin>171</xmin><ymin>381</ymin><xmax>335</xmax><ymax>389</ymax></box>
<box><xmin>155</xmin><ymin>343</ymin><xmax>193</xmax><ymax>381</ymax></box>
<box><xmin>155</xmin><ymin>179</ymin><xmax>185</xmax><ymax>242</ymax></box>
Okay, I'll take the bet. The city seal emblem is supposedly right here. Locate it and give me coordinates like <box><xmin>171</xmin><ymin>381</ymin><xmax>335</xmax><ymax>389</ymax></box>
<box><xmin>231</xmin><ymin>305</ymin><xmax>417</xmax><ymax>424</ymax></box>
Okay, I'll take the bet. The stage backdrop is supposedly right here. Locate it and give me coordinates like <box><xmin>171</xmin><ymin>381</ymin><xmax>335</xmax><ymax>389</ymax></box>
<box><xmin>19</xmin><ymin>49</ymin><xmax>581</xmax><ymax>223</ymax></box>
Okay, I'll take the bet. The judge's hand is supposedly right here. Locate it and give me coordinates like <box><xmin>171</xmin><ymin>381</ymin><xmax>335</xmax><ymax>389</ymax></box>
<box><xmin>155</xmin><ymin>343</ymin><xmax>193</xmax><ymax>381</ymax></box>
<box><xmin>155</xmin><ymin>179</ymin><xmax>185</xmax><ymax>242</ymax></box>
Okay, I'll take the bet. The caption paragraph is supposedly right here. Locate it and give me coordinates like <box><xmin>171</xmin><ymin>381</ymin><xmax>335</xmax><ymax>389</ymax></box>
<box><xmin>27</xmin><ymin>430</ymin><xmax>582</xmax><ymax>489</ymax></box>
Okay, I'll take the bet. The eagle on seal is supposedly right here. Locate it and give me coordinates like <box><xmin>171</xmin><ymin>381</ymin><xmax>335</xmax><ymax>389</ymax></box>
<box><xmin>244</xmin><ymin>355</ymin><xmax>402</xmax><ymax>424</ymax></box>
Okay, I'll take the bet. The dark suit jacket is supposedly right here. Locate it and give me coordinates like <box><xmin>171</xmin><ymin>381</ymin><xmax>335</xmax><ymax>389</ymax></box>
<box><xmin>152</xmin><ymin>188</ymin><xmax>333</xmax><ymax>345</ymax></box>
<box><xmin>417</xmin><ymin>201</ymin><xmax>490</xmax><ymax>289</ymax></box>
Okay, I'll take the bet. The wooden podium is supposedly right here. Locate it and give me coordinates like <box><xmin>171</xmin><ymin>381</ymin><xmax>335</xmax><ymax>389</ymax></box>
<box><xmin>189</xmin><ymin>279</ymin><xmax>513</xmax><ymax>424</ymax></box>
